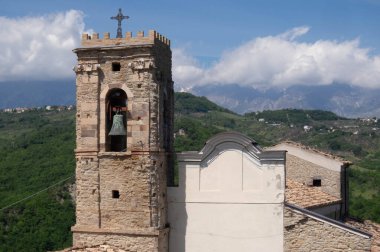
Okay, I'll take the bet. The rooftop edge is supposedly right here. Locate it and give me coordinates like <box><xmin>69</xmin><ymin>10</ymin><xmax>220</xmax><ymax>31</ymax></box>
<box><xmin>80</xmin><ymin>30</ymin><xmax>170</xmax><ymax>47</ymax></box>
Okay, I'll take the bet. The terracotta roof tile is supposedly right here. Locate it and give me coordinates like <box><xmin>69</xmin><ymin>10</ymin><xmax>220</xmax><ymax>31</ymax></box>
<box><xmin>285</xmin><ymin>179</ymin><xmax>341</xmax><ymax>208</ymax></box>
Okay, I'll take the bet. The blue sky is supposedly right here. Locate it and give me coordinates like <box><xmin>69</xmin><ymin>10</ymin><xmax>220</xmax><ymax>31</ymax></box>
<box><xmin>2</xmin><ymin>0</ymin><xmax>380</xmax><ymax>56</ymax></box>
<box><xmin>1</xmin><ymin>0</ymin><xmax>380</xmax><ymax>88</ymax></box>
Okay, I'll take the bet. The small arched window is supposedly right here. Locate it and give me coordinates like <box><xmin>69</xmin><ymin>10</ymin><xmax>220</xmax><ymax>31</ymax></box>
<box><xmin>106</xmin><ymin>89</ymin><xmax>128</xmax><ymax>152</ymax></box>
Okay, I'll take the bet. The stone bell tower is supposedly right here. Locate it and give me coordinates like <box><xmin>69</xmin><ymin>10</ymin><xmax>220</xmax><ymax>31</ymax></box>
<box><xmin>71</xmin><ymin>13</ymin><xmax>174</xmax><ymax>251</ymax></box>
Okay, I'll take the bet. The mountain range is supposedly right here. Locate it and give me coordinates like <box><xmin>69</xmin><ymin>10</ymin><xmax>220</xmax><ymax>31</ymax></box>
<box><xmin>192</xmin><ymin>83</ymin><xmax>380</xmax><ymax>118</ymax></box>
<box><xmin>0</xmin><ymin>80</ymin><xmax>75</xmax><ymax>108</ymax></box>
<box><xmin>1</xmin><ymin>80</ymin><xmax>380</xmax><ymax>118</ymax></box>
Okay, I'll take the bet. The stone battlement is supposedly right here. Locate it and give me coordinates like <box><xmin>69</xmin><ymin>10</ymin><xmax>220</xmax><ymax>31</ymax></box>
<box><xmin>81</xmin><ymin>30</ymin><xmax>170</xmax><ymax>47</ymax></box>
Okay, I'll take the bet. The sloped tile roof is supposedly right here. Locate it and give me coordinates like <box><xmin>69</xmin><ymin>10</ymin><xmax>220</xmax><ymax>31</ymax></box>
<box><xmin>285</xmin><ymin>179</ymin><xmax>341</xmax><ymax>208</ymax></box>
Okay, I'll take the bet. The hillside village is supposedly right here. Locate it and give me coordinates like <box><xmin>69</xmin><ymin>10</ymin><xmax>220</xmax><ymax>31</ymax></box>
<box><xmin>1</xmin><ymin>105</ymin><xmax>75</xmax><ymax>113</ymax></box>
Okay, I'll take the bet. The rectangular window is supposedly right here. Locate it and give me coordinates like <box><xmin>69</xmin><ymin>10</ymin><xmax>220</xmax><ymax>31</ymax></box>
<box><xmin>112</xmin><ymin>190</ymin><xmax>120</xmax><ymax>198</ymax></box>
<box><xmin>313</xmin><ymin>179</ymin><xmax>322</xmax><ymax>187</ymax></box>
<box><xmin>112</xmin><ymin>62</ymin><xmax>121</xmax><ymax>71</ymax></box>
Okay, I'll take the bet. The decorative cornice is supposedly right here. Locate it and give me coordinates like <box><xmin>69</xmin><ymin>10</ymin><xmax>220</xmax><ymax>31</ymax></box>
<box><xmin>73</xmin><ymin>63</ymin><xmax>100</xmax><ymax>73</ymax></box>
<box><xmin>177</xmin><ymin>131</ymin><xmax>286</xmax><ymax>164</ymax></box>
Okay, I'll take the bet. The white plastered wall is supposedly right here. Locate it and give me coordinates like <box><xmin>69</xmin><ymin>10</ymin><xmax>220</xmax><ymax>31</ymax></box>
<box><xmin>168</xmin><ymin>147</ymin><xmax>285</xmax><ymax>252</ymax></box>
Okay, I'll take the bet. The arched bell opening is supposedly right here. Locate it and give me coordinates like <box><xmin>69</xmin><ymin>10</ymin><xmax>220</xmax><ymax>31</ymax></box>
<box><xmin>106</xmin><ymin>88</ymin><xmax>128</xmax><ymax>152</ymax></box>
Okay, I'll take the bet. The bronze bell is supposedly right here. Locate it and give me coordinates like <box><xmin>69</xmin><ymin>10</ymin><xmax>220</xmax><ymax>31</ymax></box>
<box><xmin>109</xmin><ymin>114</ymin><xmax>126</xmax><ymax>136</ymax></box>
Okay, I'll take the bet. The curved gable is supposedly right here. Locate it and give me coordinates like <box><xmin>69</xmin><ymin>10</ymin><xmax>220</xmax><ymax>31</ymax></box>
<box><xmin>200</xmin><ymin>131</ymin><xmax>262</xmax><ymax>166</ymax></box>
<box><xmin>168</xmin><ymin>132</ymin><xmax>286</xmax><ymax>251</ymax></box>
<box><xmin>177</xmin><ymin>131</ymin><xmax>284</xmax><ymax>164</ymax></box>
<box><xmin>174</xmin><ymin>131</ymin><xmax>286</xmax><ymax>203</ymax></box>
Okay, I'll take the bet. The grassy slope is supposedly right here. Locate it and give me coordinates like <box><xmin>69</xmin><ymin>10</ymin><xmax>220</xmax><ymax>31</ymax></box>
<box><xmin>0</xmin><ymin>93</ymin><xmax>379</xmax><ymax>251</ymax></box>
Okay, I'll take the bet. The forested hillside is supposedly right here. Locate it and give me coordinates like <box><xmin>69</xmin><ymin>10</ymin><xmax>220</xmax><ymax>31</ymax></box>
<box><xmin>0</xmin><ymin>110</ymin><xmax>75</xmax><ymax>251</ymax></box>
<box><xmin>0</xmin><ymin>93</ymin><xmax>379</xmax><ymax>251</ymax></box>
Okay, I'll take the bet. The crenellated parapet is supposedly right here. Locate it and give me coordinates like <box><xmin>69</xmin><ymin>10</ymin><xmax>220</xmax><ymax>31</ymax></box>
<box><xmin>81</xmin><ymin>30</ymin><xmax>170</xmax><ymax>47</ymax></box>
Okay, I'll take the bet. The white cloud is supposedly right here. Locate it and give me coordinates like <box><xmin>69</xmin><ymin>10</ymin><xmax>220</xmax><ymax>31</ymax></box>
<box><xmin>278</xmin><ymin>26</ymin><xmax>310</xmax><ymax>41</ymax></box>
<box><xmin>173</xmin><ymin>27</ymin><xmax>380</xmax><ymax>89</ymax></box>
<box><xmin>2</xmin><ymin>16</ymin><xmax>379</xmax><ymax>89</ymax></box>
<box><xmin>0</xmin><ymin>10</ymin><xmax>86</xmax><ymax>81</ymax></box>
<box><xmin>172</xmin><ymin>48</ymin><xmax>204</xmax><ymax>87</ymax></box>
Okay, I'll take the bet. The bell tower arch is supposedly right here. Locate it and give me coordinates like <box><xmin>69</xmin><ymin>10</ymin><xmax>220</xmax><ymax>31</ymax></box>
<box><xmin>72</xmin><ymin>23</ymin><xmax>173</xmax><ymax>251</ymax></box>
<box><xmin>106</xmin><ymin>88</ymin><xmax>128</xmax><ymax>152</ymax></box>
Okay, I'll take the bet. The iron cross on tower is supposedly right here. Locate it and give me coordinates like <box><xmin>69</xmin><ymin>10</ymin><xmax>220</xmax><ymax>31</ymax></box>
<box><xmin>111</xmin><ymin>8</ymin><xmax>129</xmax><ymax>38</ymax></box>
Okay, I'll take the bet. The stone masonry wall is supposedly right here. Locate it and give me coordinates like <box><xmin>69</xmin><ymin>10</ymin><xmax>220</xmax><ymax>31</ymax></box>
<box><xmin>73</xmin><ymin>230</ymin><xmax>168</xmax><ymax>252</ymax></box>
<box><xmin>287</xmin><ymin>154</ymin><xmax>341</xmax><ymax>198</ymax></box>
<box><xmin>75</xmin><ymin>59</ymin><xmax>99</xmax><ymax>152</ymax></box>
<box><xmin>72</xmin><ymin>30</ymin><xmax>173</xmax><ymax>251</ymax></box>
<box><xmin>92</xmin><ymin>153</ymin><xmax>168</xmax><ymax>230</ymax></box>
<box><xmin>75</xmin><ymin>156</ymin><xmax>99</xmax><ymax>227</ymax></box>
<box><xmin>284</xmin><ymin>207</ymin><xmax>371</xmax><ymax>251</ymax></box>
<box><xmin>98</xmin><ymin>155</ymin><xmax>152</xmax><ymax>230</ymax></box>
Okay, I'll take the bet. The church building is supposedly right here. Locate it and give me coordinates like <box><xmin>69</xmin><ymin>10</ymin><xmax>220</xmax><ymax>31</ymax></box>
<box><xmin>64</xmin><ymin>10</ymin><xmax>376</xmax><ymax>252</ymax></box>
